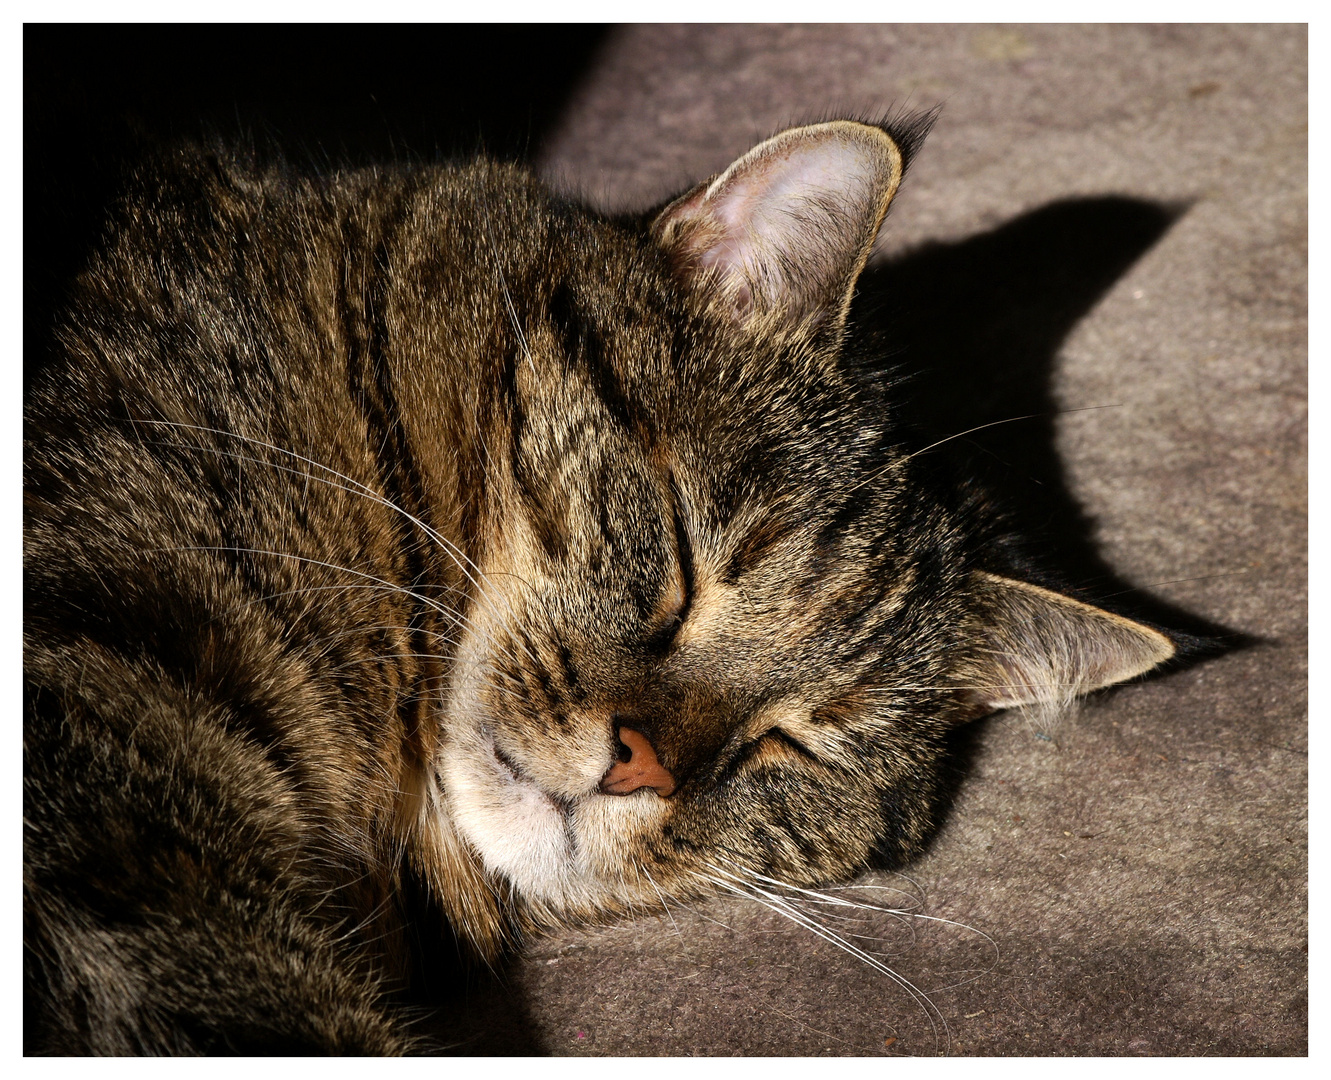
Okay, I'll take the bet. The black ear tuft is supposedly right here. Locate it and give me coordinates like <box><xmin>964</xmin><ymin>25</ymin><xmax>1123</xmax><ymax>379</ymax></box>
<box><xmin>879</xmin><ymin>107</ymin><xmax>940</xmax><ymax>176</ymax></box>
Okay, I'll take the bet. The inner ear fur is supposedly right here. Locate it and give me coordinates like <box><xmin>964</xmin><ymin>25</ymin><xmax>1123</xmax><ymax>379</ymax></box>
<box><xmin>963</xmin><ymin>571</ymin><xmax>1176</xmax><ymax>714</ymax></box>
<box><xmin>651</xmin><ymin>120</ymin><xmax>907</xmax><ymax>332</ymax></box>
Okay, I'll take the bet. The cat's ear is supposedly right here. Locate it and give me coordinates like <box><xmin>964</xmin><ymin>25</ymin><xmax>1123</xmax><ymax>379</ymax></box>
<box><xmin>651</xmin><ymin>120</ymin><xmax>908</xmax><ymax>332</ymax></box>
<box><xmin>964</xmin><ymin>572</ymin><xmax>1175</xmax><ymax>715</ymax></box>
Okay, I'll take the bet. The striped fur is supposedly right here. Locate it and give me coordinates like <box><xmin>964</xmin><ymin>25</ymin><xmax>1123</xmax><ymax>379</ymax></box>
<box><xmin>24</xmin><ymin>119</ymin><xmax>1172</xmax><ymax>1053</ymax></box>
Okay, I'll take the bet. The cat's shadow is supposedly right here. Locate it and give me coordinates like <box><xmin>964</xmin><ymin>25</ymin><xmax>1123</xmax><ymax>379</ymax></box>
<box><xmin>857</xmin><ymin>194</ymin><xmax>1239</xmax><ymax>643</ymax></box>
<box><xmin>852</xmin><ymin>195</ymin><xmax>1250</xmax><ymax>856</ymax></box>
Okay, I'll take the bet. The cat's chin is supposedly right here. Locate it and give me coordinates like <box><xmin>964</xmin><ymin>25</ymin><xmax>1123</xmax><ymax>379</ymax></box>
<box><xmin>439</xmin><ymin>726</ymin><xmax>573</xmax><ymax>903</ymax></box>
<box><xmin>439</xmin><ymin>720</ymin><xmax>674</xmax><ymax>909</ymax></box>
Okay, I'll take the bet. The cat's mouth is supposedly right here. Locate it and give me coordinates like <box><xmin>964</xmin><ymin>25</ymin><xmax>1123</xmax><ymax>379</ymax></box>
<box><xmin>482</xmin><ymin>731</ymin><xmax>567</xmax><ymax>811</ymax></box>
<box><xmin>490</xmin><ymin>741</ymin><xmax>527</xmax><ymax>784</ymax></box>
<box><xmin>438</xmin><ymin>693</ymin><xmax>680</xmax><ymax>911</ymax></box>
<box><xmin>441</xmin><ymin>643</ymin><xmax>671</xmax><ymax>906</ymax></box>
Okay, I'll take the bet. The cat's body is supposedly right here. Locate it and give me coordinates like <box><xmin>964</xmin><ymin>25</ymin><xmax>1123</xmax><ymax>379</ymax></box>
<box><xmin>24</xmin><ymin>118</ymin><xmax>1175</xmax><ymax>1054</ymax></box>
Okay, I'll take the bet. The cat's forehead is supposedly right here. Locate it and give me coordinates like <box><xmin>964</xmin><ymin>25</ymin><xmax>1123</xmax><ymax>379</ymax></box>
<box><xmin>481</xmin><ymin>196</ymin><xmax>901</xmax><ymax>576</ymax></box>
<box><xmin>531</xmin><ymin>225</ymin><xmax>863</xmax><ymax>439</ymax></box>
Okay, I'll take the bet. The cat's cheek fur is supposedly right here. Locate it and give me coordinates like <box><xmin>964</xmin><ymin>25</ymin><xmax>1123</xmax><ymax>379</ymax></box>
<box><xmin>434</xmin><ymin>636</ymin><xmax>564</xmax><ymax>903</ymax></box>
<box><xmin>571</xmin><ymin>795</ymin><xmax>675</xmax><ymax>894</ymax></box>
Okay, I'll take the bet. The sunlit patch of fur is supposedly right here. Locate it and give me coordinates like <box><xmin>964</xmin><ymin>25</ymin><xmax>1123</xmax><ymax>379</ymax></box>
<box><xmin>967</xmin><ymin>571</ymin><xmax>1175</xmax><ymax>727</ymax></box>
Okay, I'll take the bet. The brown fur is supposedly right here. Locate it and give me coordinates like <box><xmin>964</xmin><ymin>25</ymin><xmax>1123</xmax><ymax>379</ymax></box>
<box><xmin>24</xmin><ymin>119</ymin><xmax>1173</xmax><ymax>1053</ymax></box>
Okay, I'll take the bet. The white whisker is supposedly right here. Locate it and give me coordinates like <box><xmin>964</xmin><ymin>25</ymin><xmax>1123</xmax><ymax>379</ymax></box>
<box><xmin>696</xmin><ymin>863</ymin><xmax>948</xmax><ymax>1053</ymax></box>
<box><xmin>845</xmin><ymin>404</ymin><xmax>1122</xmax><ymax>495</ymax></box>
<box><xmin>136</xmin><ymin>420</ymin><xmax>519</xmax><ymax>631</ymax></box>
<box><xmin>639</xmin><ymin>864</ymin><xmax>681</xmax><ymax>937</ymax></box>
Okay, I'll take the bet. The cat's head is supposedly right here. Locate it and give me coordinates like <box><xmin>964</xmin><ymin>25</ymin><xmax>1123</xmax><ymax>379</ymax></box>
<box><xmin>432</xmin><ymin>119</ymin><xmax>1173</xmax><ymax>935</ymax></box>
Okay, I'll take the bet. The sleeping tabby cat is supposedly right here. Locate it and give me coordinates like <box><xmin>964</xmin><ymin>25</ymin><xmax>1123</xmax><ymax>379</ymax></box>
<box><xmin>24</xmin><ymin>116</ymin><xmax>1176</xmax><ymax>1054</ymax></box>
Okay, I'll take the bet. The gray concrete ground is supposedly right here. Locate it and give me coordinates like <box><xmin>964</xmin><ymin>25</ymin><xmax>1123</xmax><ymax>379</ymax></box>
<box><xmin>441</xmin><ymin>24</ymin><xmax>1306</xmax><ymax>1056</ymax></box>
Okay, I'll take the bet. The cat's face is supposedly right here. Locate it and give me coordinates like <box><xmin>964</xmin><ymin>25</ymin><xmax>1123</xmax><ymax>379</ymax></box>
<box><xmin>435</xmin><ymin>120</ymin><xmax>1173</xmax><ymax>924</ymax></box>
<box><xmin>441</xmin><ymin>302</ymin><xmax>960</xmax><ymax>916</ymax></box>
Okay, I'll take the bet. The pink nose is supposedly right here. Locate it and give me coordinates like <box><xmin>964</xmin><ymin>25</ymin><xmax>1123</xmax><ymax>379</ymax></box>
<box><xmin>599</xmin><ymin>727</ymin><xmax>677</xmax><ymax>797</ymax></box>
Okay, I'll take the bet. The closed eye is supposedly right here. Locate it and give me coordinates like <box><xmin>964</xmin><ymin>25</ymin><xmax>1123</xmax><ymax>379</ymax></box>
<box><xmin>712</xmin><ymin>726</ymin><xmax>823</xmax><ymax>788</ymax></box>
<box><xmin>645</xmin><ymin>497</ymin><xmax>694</xmax><ymax>653</ymax></box>
<box><xmin>761</xmin><ymin>726</ymin><xmax>821</xmax><ymax>763</ymax></box>
<box><xmin>727</xmin><ymin>726</ymin><xmax>822</xmax><ymax>772</ymax></box>
<box><xmin>670</xmin><ymin>499</ymin><xmax>694</xmax><ymax>629</ymax></box>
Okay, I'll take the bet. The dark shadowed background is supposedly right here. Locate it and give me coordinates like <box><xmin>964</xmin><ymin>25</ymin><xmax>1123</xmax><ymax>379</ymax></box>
<box><xmin>26</xmin><ymin>23</ymin><xmax>1307</xmax><ymax>1056</ymax></box>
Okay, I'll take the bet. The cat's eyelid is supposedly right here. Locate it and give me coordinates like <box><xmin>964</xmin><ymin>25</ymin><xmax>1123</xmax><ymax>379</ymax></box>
<box><xmin>761</xmin><ymin>726</ymin><xmax>821</xmax><ymax>763</ymax></box>
<box><xmin>644</xmin><ymin>493</ymin><xmax>694</xmax><ymax>652</ymax></box>
<box><xmin>669</xmin><ymin>500</ymin><xmax>695</xmax><ymax>625</ymax></box>
<box><xmin>653</xmin><ymin>466</ymin><xmax>693</xmax><ymax>595</ymax></box>
<box><xmin>646</xmin><ymin>533</ymin><xmax>690</xmax><ymax>653</ymax></box>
